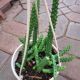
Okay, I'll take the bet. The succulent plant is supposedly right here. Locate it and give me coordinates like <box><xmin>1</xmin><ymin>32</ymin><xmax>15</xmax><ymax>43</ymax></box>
<box><xmin>17</xmin><ymin>0</ymin><xmax>75</xmax><ymax>79</ymax></box>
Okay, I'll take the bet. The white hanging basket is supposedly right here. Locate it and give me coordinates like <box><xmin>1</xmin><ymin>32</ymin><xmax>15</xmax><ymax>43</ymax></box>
<box><xmin>11</xmin><ymin>44</ymin><xmax>61</xmax><ymax>80</ymax></box>
<box><xmin>11</xmin><ymin>0</ymin><xmax>61</xmax><ymax>80</ymax></box>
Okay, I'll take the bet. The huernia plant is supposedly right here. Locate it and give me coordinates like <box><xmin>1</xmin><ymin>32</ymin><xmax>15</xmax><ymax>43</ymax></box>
<box><xmin>16</xmin><ymin>0</ymin><xmax>75</xmax><ymax>80</ymax></box>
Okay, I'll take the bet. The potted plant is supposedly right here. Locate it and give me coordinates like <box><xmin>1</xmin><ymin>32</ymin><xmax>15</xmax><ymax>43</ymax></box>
<box><xmin>11</xmin><ymin>0</ymin><xmax>75</xmax><ymax>80</ymax></box>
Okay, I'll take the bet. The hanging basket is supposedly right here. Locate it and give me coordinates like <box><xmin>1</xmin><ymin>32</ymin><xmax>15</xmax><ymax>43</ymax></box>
<box><xmin>11</xmin><ymin>0</ymin><xmax>61</xmax><ymax>80</ymax></box>
<box><xmin>11</xmin><ymin>44</ymin><xmax>61</xmax><ymax>80</ymax></box>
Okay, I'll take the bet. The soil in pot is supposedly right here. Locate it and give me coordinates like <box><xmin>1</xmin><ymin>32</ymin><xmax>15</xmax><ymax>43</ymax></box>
<box><xmin>15</xmin><ymin>49</ymin><xmax>57</xmax><ymax>80</ymax></box>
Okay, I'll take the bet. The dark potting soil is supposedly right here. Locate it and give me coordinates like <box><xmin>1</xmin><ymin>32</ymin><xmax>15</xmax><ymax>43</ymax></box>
<box><xmin>15</xmin><ymin>49</ymin><xmax>57</xmax><ymax>80</ymax></box>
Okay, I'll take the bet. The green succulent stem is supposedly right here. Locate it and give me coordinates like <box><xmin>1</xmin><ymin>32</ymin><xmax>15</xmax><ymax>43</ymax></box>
<box><xmin>45</xmin><ymin>0</ymin><xmax>59</xmax><ymax>56</ymax></box>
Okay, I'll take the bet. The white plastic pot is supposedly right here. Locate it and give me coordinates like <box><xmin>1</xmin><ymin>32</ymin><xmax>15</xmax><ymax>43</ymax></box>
<box><xmin>11</xmin><ymin>44</ymin><xmax>61</xmax><ymax>80</ymax></box>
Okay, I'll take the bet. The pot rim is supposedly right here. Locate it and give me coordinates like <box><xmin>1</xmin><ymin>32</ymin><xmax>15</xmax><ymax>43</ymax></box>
<box><xmin>11</xmin><ymin>44</ymin><xmax>23</xmax><ymax>80</ymax></box>
<box><xmin>11</xmin><ymin>44</ymin><xmax>61</xmax><ymax>80</ymax></box>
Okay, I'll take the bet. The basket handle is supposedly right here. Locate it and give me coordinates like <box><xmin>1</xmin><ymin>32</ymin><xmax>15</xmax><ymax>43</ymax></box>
<box><xmin>19</xmin><ymin>0</ymin><xmax>31</xmax><ymax>78</ymax></box>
